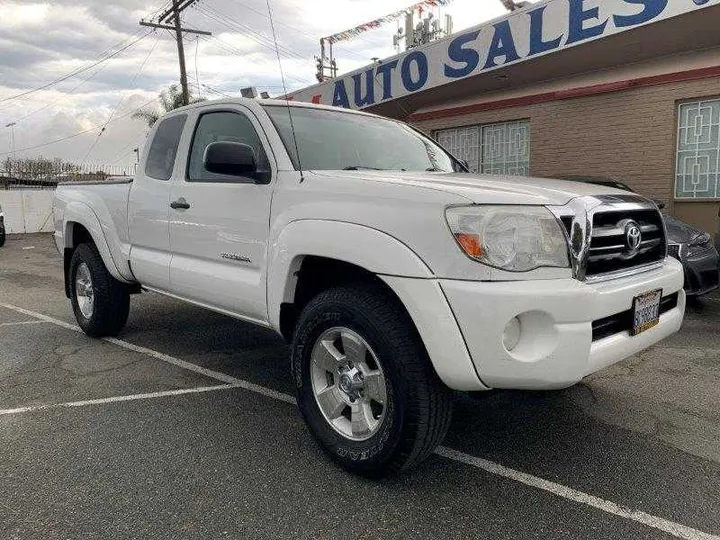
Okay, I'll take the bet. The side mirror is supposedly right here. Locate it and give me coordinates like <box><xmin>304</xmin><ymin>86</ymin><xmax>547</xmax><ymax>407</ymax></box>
<box><xmin>204</xmin><ymin>141</ymin><xmax>257</xmax><ymax>177</ymax></box>
<box><xmin>652</xmin><ymin>199</ymin><xmax>666</xmax><ymax>210</ymax></box>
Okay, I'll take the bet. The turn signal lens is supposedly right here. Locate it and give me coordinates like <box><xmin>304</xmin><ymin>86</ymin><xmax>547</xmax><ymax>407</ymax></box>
<box><xmin>455</xmin><ymin>233</ymin><xmax>484</xmax><ymax>258</ymax></box>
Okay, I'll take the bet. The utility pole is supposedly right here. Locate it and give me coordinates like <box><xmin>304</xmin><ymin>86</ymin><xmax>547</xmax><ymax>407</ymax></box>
<box><xmin>139</xmin><ymin>0</ymin><xmax>211</xmax><ymax>106</ymax></box>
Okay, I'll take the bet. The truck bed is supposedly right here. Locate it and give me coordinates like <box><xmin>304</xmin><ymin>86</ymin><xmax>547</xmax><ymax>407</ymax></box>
<box><xmin>58</xmin><ymin>176</ymin><xmax>134</xmax><ymax>187</ymax></box>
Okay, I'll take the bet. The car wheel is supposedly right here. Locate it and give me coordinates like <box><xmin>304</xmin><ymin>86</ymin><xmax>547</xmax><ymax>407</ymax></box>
<box><xmin>292</xmin><ymin>283</ymin><xmax>452</xmax><ymax>477</ymax></box>
<box><xmin>69</xmin><ymin>243</ymin><xmax>130</xmax><ymax>337</ymax></box>
<box><xmin>0</xmin><ymin>225</ymin><xmax>5</xmax><ymax>247</ymax></box>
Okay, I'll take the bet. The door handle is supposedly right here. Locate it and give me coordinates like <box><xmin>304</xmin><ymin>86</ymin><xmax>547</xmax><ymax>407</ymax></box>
<box><xmin>170</xmin><ymin>197</ymin><xmax>190</xmax><ymax>210</ymax></box>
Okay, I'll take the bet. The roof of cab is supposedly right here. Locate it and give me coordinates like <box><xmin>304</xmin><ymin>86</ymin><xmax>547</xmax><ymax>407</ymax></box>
<box><xmin>166</xmin><ymin>97</ymin><xmax>381</xmax><ymax>118</ymax></box>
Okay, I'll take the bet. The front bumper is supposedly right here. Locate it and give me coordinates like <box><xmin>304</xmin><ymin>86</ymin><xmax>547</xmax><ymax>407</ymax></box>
<box><xmin>440</xmin><ymin>258</ymin><xmax>685</xmax><ymax>390</ymax></box>
<box><xmin>683</xmin><ymin>247</ymin><xmax>720</xmax><ymax>297</ymax></box>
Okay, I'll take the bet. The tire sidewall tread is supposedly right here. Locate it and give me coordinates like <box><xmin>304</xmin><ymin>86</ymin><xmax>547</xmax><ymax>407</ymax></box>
<box><xmin>69</xmin><ymin>243</ymin><xmax>129</xmax><ymax>337</ymax></box>
<box><xmin>292</xmin><ymin>283</ymin><xmax>452</xmax><ymax>477</ymax></box>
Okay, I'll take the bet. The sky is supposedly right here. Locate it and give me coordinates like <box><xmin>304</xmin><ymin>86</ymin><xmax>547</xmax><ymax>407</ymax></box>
<box><xmin>0</xmin><ymin>0</ymin><xmax>511</xmax><ymax>170</ymax></box>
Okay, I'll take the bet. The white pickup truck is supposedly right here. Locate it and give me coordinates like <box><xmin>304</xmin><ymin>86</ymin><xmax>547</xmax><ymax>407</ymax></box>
<box><xmin>54</xmin><ymin>98</ymin><xmax>685</xmax><ymax>476</ymax></box>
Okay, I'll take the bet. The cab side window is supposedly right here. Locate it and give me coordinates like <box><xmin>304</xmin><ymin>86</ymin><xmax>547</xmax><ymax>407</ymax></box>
<box><xmin>187</xmin><ymin>111</ymin><xmax>269</xmax><ymax>183</ymax></box>
<box><xmin>145</xmin><ymin>114</ymin><xmax>187</xmax><ymax>181</ymax></box>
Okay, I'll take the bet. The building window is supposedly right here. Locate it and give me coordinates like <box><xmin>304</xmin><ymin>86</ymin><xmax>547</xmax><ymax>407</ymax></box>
<box><xmin>676</xmin><ymin>98</ymin><xmax>720</xmax><ymax>199</ymax></box>
<box><xmin>436</xmin><ymin>120</ymin><xmax>530</xmax><ymax>175</ymax></box>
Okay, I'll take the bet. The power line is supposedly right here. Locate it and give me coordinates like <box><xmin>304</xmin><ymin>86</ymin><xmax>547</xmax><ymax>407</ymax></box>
<box><xmin>198</xmin><ymin>34</ymin><xmax>312</xmax><ymax>88</ymax></box>
<box><xmin>195</xmin><ymin>4</ymin><xmax>306</xmax><ymax>62</ymax></box>
<box><xmin>82</xmin><ymin>35</ymin><xmax>161</xmax><ymax>164</ymax></box>
<box><xmin>150</xmin><ymin>1</ymin><xmax>172</xmax><ymax>18</ymax></box>
<box><xmin>194</xmin><ymin>10</ymin><xmax>314</xmax><ymax>86</ymax></box>
<box><xmin>224</xmin><ymin>0</ymin><xmax>372</xmax><ymax>62</ymax></box>
<box><xmin>0</xmin><ymin>98</ymin><xmax>158</xmax><ymax>157</ymax></box>
<box><xmin>0</xmin><ymin>32</ymin><xmax>152</xmax><ymax>105</ymax></box>
<box><xmin>9</xmin><ymin>62</ymin><xmax>112</xmax><ymax>124</ymax></box>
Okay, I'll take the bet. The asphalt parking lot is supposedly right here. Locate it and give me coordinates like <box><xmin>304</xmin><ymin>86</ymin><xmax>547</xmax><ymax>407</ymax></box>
<box><xmin>1</xmin><ymin>233</ymin><xmax>719</xmax><ymax>540</ymax></box>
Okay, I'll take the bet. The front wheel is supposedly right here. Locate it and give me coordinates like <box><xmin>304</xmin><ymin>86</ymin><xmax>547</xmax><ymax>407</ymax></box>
<box><xmin>69</xmin><ymin>243</ymin><xmax>130</xmax><ymax>337</ymax></box>
<box><xmin>292</xmin><ymin>283</ymin><xmax>452</xmax><ymax>477</ymax></box>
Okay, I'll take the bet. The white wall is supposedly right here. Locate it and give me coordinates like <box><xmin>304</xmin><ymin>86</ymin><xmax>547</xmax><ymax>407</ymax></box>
<box><xmin>0</xmin><ymin>189</ymin><xmax>55</xmax><ymax>234</ymax></box>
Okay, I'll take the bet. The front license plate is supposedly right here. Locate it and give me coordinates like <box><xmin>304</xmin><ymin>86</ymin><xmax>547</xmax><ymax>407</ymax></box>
<box><xmin>631</xmin><ymin>289</ymin><xmax>662</xmax><ymax>336</ymax></box>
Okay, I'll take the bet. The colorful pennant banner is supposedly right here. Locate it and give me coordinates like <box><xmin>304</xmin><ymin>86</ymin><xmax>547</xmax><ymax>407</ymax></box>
<box><xmin>324</xmin><ymin>0</ymin><xmax>454</xmax><ymax>45</ymax></box>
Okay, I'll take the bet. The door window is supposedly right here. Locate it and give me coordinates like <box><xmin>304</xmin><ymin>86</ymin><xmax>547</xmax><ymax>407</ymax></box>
<box><xmin>145</xmin><ymin>114</ymin><xmax>187</xmax><ymax>181</ymax></box>
<box><xmin>187</xmin><ymin>111</ymin><xmax>269</xmax><ymax>182</ymax></box>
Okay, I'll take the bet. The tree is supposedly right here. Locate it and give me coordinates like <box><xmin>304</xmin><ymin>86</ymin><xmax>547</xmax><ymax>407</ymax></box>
<box><xmin>132</xmin><ymin>84</ymin><xmax>205</xmax><ymax>127</ymax></box>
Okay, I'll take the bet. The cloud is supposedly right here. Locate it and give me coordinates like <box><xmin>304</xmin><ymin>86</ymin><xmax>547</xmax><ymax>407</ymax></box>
<box><xmin>0</xmin><ymin>0</ymin><xmax>510</xmax><ymax>168</ymax></box>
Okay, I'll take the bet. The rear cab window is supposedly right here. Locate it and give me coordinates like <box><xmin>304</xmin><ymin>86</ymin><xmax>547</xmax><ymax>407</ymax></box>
<box><xmin>145</xmin><ymin>114</ymin><xmax>187</xmax><ymax>180</ymax></box>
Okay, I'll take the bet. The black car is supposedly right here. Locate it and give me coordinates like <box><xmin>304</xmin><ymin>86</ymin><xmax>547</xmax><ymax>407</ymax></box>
<box><xmin>557</xmin><ymin>176</ymin><xmax>720</xmax><ymax>297</ymax></box>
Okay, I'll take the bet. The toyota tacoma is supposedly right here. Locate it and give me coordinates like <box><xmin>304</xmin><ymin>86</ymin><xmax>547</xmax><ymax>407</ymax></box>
<box><xmin>53</xmin><ymin>99</ymin><xmax>685</xmax><ymax>476</ymax></box>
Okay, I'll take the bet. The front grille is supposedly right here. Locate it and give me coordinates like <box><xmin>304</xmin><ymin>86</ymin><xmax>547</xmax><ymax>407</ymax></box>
<box><xmin>592</xmin><ymin>292</ymin><xmax>678</xmax><ymax>341</ymax></box>
<box><xmin>586</xmin><ymin>208</ymin><xmax>666</xmax><ymax>277</ymax></box>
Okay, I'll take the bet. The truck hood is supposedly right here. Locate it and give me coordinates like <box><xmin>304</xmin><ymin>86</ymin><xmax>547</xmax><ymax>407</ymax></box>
<box><xmin>310</xmin><ymin>170</ymin><xmax>631</xmax><ymax>206</ymax></box>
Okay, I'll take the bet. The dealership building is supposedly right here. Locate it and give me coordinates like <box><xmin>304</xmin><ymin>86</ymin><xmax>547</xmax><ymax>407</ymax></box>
<box><xmin>289</xmin><ymin>0</ymin><xmax>720</xmax><ymax>237</ymax></box>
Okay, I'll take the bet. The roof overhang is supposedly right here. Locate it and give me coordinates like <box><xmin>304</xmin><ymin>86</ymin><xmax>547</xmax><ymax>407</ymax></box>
<box><xmin>287</xmin><ymin>0</ymin><xmax>720</xmax><ymax>116</ymax></box>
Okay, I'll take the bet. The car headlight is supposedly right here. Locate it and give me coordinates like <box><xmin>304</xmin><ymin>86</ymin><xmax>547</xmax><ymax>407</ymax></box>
<box><xmin>688</xmin><ymin>232</ymin><xmax>711</xmax><ymax>248</ymax></box>
<box><xmin>445</xmin><ymin>205</ymin><xmax>570</xmax><ymax>272</ymax></box>
<box><xmin>687</xmin><ymin>232</ymin><xmax>711</xmax><ymax>256</ymax></box>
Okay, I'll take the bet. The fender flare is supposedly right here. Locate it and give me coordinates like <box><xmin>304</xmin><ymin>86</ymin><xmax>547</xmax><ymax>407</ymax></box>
<box><xmin>266</xmin><ymin>220</ymin><xmax>434</xmax><ymax>329</ymax></box>
<box><xmin>63</xmin><ymin>202</ymin><xmax>133</xmax><ymax>283</ymax></box>
<box><xmin>266</xmin><ymin>220</ymin><xmax>486</xmax><ymax>391</ymax></box>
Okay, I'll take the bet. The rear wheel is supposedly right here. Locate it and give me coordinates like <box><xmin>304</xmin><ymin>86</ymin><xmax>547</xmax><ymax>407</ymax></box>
<box><xmin>69</xmin><ymin>243</ymin><xmax>130</xmax><ymax>337</ymax></box>
<box><xmin>292</xmin><ymin>283</ymin><xmax>452</xmax><ymax>477</ymax></box>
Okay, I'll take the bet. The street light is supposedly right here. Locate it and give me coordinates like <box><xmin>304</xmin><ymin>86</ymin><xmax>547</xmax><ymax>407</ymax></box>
<box><xmin>4</xmin><ymin>122</ymin><xmax>16</xmax><ymax>177</ymax></box>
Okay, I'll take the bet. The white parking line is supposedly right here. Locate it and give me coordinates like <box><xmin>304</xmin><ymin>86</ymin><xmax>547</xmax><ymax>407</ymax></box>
<box><xmin>0</xmin><ymin>302</ymin><xmax>294</xmax><ymax>404</ymax></box>
<box><xmin>1</xmin><ymin>302</ymin><xmax>718</xmax><ymax>540</ymax></box>
<box><xmin>0</xmin><ymin>385</ymin><xmax>238</xmax><ymax>416</ymax></box>
<box><xmin>0</xmin><ymin>320</ymin><xmax>48</xmax><ymax>328</ymax></box>
<box><xmin>435</xmin><ymin>447</ymin><xmax>718</xmax><ymax>540</ymax></box>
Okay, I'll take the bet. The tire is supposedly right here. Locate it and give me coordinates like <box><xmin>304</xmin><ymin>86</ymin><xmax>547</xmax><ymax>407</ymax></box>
<box><xmin>292</xmin><ymin>283</ymin><xmax>452</xmax><ymax>477</ymax></box>
<box><xmin>69</xmin><ymin>243</ymin><xmax>130</xmax><ymax>337</ymax></box>
<box><xmin>0</xmin><ymin>225</ymin><xmax>5</xmax><ymax>247</ymax></box>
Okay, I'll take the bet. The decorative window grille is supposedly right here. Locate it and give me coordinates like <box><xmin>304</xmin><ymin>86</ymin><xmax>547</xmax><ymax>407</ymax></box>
<box><xmin>676</xmin><ymin>99</ymin><xmax>720</xmax><ymax>199</ymax></box>
<box><xmin>436</xmin><ymin>120</ymin><xmax>530</xmax><ymax>175</ymax></box>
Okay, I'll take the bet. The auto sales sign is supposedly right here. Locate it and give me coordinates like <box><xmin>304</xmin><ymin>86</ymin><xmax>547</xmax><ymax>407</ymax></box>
<box><xmin>287</xmin><ymin>0</ymin><xmax>720</xmax><ymax>109</ymax></box>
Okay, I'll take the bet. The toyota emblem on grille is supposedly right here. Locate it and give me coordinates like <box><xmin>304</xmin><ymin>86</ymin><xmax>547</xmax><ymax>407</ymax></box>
<box><xmin>624</xmin><ymin>221</ymin><xmax>642</xmax><ymax>255</ymax></box>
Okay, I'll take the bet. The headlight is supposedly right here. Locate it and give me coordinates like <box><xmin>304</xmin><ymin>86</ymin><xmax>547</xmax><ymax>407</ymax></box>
<box><xmin>445</xmin><ymin>205</ymin><xmax>570</xmax><ymax>272</ymax></box>
<box><xmin>688</xmin><ymin>232</ymin><xmax>711</xmax><ymax>248</ymax></box>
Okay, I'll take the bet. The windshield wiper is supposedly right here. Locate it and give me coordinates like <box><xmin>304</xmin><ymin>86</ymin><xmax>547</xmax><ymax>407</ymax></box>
<box><xmin>343</xmin><ymin>166</ymin><xmax>387</xmax><ymax>170</ymax></box>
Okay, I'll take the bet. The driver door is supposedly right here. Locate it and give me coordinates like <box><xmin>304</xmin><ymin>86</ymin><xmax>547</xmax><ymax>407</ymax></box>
<box><xmin>168</xmin><ymin>107</ymin><xmax>275</xmax><ymax>325</ymax></box>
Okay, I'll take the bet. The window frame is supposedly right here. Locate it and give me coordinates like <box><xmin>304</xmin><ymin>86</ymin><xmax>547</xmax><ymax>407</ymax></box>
<box><xmin>434</xmin><ymin>118</ymin><xmax>531</xmax><ymax>175</ymax></box>
<box><xmin>674</xmin><ymin>96</ymin><xmax>720</xmax><ymax>201</ymax></box>
<box><xmin>144</xmin><ymin>113</ymin><xmax>188</xmax><ymax>181</ymax></box>
<box><xmin>185</xmin><ymin>108</ymin><xmax>274</xmax><ymax>184</ymax></box>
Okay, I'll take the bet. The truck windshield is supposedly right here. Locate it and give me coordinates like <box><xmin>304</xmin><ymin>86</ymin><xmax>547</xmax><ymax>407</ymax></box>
<box><xmin>263</xmin><ymin>105</ymin><xmax>463</xmax><ymax>173</ymax></box>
